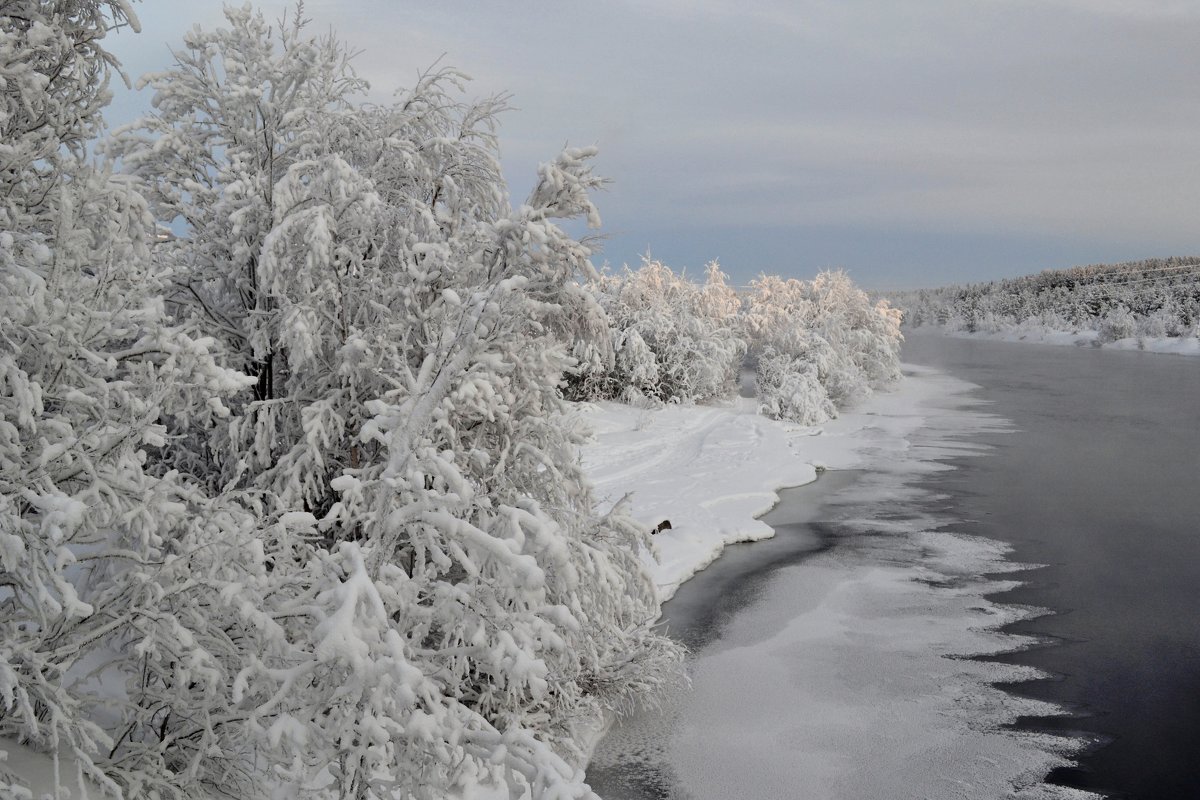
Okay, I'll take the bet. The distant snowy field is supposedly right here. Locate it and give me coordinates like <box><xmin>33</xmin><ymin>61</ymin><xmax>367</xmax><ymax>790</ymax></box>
<box><xmin>580</xmin><ymin>367</ymin><xmax>1101</xmax><ymax>800</ymax></box>
<box><xmin>912</xmin><ymin>323</ymin><xmax>1200</xmax><ymax>357</ymax></box>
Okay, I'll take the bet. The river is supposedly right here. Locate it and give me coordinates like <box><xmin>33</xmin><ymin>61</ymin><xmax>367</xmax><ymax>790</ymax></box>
<box><xmin>587</xmin><ymin>333</ymin><xmax>1200</xmax><ymax>799</ymax></box>
<box><xmin>903</xmin><ymin>332</ymin><xmax>1200</xmax><ymax>799</ymax></box>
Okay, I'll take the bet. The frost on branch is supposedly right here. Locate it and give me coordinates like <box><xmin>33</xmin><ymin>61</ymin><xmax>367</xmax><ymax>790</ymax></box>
<box><xmin>0</xmin><ymin>0</ymin><xmax>140</xmax><ymax>235</ymax></box>
<box><xmin>571</xmin><ymin>261</ymin><xmax>901</xmax><ymax>425</ymax></box>
<box><xmin>0</xmin><ymin>4</ymin><xmax>270</xmax><ymax>798</ymax></box>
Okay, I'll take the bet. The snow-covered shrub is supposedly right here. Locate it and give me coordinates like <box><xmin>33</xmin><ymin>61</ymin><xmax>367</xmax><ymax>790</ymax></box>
<box><xmin>0</xmin><ymin>4</ymin><xmax>284</xmax><ymax>797</ymax></box>
<box><xmin>107</xmin><ymin>6</ymin><xmax>374</xmax><ymax>505</ymax></box>
<box><xmin>755</xmin><ymin>347</ymin><xmax>837</xmax><ymax>425</ymax></box>
<box><xmin>807</xmin><ymin>271</ymin><xmax>903</xmax><ymax>399</ymax></box>
<box><xmin>614</xmin><ymin>327</ymin><xmax>661</xmax><ymax>397</ymax></box>
<box><xmin>1097</xmin><ymin>305</ymin><xmax>1137</xmax><ymax>343</ymax></box>
<box><xmin>0</xmin><ymin>0</ymin><xmax>136</xmax><ymax>231</ymax></box>
<box><xmin>976</xmin><ymin>310</ymin><xmax>1007</xmax><ymax>334</ymax></box>
<box><xmin>1138</xmin><ymin>304</ymin><xmax>1180</xmax><ymax>339</ymax></box>
<box><xmin>576</xmin><ymin>258</ymin><xmax>747</xmax><ymax>403</ymax></box>
<box><xmin>943</xmin><ymin>311</ymin><xmax>970</xmax><ymax>332</ymax></box>
<box><xmin>747</xmin><ymin>270</ymin><xmax>902</xmax><ymax>424</ymax></box>
<box><xmin>0</xmin><ymin>167</ymin><xmax>269</xmax><ymax>800</ymax></box>
<box><xmin>1035</xmin><ymin>309</ymin><xmax>1071</xmax><ymax>332</ymax></box>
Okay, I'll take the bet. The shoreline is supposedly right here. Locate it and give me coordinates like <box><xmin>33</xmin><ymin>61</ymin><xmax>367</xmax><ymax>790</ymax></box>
<box><xmin>580</xmin><ymin>363</ymin><xmax>1101</xmax><ymax>799</ymax></box>
<box><xmin>576</xmin><ymin>365</ymin><xmax>954</xmax><ymax>605</ymax></box>
<box><xmin>907</xmin><ymin>323</ymin><xmax>1200</xmax><ymax>357</ymax></box>
<box><xmin>580</xmin><ymin>469</ymin><xmax>853</xmax><ymax>797</ymax></box>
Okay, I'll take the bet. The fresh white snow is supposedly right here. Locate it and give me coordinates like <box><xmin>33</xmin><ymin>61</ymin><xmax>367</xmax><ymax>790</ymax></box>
<box><xmin>580</xmin><ymin>400</ymin><xmax>812</xmax><ymax>602</ymax></box>
<box><xmin>580</xmin><ymin>364</ymin><xmax>957</xmax><ymax>602</ymax></box>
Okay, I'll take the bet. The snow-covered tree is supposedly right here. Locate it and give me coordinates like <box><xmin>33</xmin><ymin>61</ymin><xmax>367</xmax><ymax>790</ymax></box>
<box><xmin>754</xmin><ymin>346</ymin><xmax>836</xmax><ymax>425</ymax></box>
<box><xmin>804</xmin><ymin>270</ymin><xmax>902</xmax><ymax>403</ymax></box>
<box><xmin>573</xmin><ymin>260</ymin><xmax>898</xmax><ymax>422</ymax></box>
<box><xmin>0</xmin><ymin>0</ymin><xmax>138</xmax><ymax>235</ymax></box>
<box><xmin>105</xmin><ymin>5</ymin><xmax>370</xmax><ymax>495</ymax></box>
<box><xmin>0</xmin><ymin>2</ymin><xmax>910</xmax><ymax>798</ymax></box>
<box><xmin>1097</xmin><ymin>304</ymin><xmax>1137</xmax><ymax>343</ymax></box>
<box><xmin>229</xmin><ymin>145</ymin><xmax>684</xmax><ymax>799</ymax></box>
<box><xmin>747</xmin><ymin>270</ymin><xmax>901</xmax><ymax>424</ymax></box>
<box><xmin>577</xmin><ymin>257</ymin><xmax>748</xmax><ymax>403</ymax></box>
<box><xmin>887</xmin><ymin>256</ymin><xmax>1200</xmax><ymax>343</ymax></box>
<box><xmin>110</xmin><ymin>8</ymin><xmax>682</xmax><ymax>797</ymax></box>
<box><xmin>0</xmin><ymin>3</ymin><xmax>284</xmax><ymax>798</ymax></box>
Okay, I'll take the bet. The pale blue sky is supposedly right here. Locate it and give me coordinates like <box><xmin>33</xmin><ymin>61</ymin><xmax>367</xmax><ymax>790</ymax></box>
<box><xmin>103</xmin><ymin>1</ymin><xmax>1200</xmax><ymax>289</ymax></box>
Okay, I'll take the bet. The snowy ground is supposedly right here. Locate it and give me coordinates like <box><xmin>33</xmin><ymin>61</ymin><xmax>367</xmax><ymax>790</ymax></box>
<box><xmin>579</xmin><ymin>365</ymin><xmax>971</xmax><ymax>602</ymax></box>
<box><xmin>581</xmin><ymin>367</ymin><xmax>1101</xmax><ymax>799</ymax></box>
<box><xmin>909</xmin><ymin>322</ymin><xmax>1200</xmax><ymax>357</ymax></box>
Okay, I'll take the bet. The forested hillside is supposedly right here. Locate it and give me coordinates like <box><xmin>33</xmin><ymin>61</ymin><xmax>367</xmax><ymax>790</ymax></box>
<box><xmin>0</xmin><ymin>3</ymin><xmax>901</xmax><ymax>797</ymax></box>
<box><xmin>891</xmin><ymin>256</ymin><xmax>1200</xmax><ymax>344</ymax></box>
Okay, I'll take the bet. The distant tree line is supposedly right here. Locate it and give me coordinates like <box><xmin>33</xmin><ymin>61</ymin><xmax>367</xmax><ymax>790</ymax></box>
<box><xmin>889</xmin><ymin>256</ymin><xmax>1200</xmax><ymax>343</ymax></box>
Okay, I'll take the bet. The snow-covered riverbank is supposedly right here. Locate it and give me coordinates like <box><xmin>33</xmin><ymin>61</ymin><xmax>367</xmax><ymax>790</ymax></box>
<box><xmin>908</xmin><ymin>323</ymin><xmax>1200</xmax><ymax>357</ymax></box>
<box><xmin>578</xmin><ymin>365</ymin><xmax>962</xmax><ymax>603</ymax></box>
<box><xmin>582</xmin><ymin>366</ymin><xmax>1102</xmax><ymax>800</ymax></box>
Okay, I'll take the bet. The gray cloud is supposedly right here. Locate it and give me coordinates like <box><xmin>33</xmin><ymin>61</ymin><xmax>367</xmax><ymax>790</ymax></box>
<box><xmin>104</xmin><ymin>1</ymin><xmax>1200</xmax><ymax>286</ymax></box>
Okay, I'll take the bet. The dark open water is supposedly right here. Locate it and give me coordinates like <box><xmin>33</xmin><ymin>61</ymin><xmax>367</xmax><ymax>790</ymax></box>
<box><xmin>903</xmin><ymin>333</ymin><xmax>1200</xmax><ymax>799</ymax></box>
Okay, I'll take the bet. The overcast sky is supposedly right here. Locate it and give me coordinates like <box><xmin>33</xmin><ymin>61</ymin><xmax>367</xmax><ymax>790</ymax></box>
<box><xmin>104</xmin><ymin>1</ymin><xmax>1200</xmax><ymax>289</ymax></box>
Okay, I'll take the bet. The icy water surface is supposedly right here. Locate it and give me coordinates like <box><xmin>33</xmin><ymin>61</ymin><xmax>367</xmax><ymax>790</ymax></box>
<box><xmin>904</xmin><ymin>333</ymin><xmax>1200</xmax><ymax>799</ymax></box>
<box><xmin>585</xmin><ymin>471</ymin><xmax>860</xmax><ymax>797</ymax></box>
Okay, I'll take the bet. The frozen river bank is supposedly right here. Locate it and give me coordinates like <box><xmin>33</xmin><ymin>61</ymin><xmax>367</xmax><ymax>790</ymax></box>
<box><xmin>581</xmin><ymin>360</ymin><xmax>1092</xmax><ymax>799</ymax></box>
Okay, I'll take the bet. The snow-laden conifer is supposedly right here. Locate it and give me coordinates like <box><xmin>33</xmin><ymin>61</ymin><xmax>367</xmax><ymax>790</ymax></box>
<box><xmin>890</xmin><ymin>255</ymin><xmax>1200</xmax><ymax>342</ymax></box>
